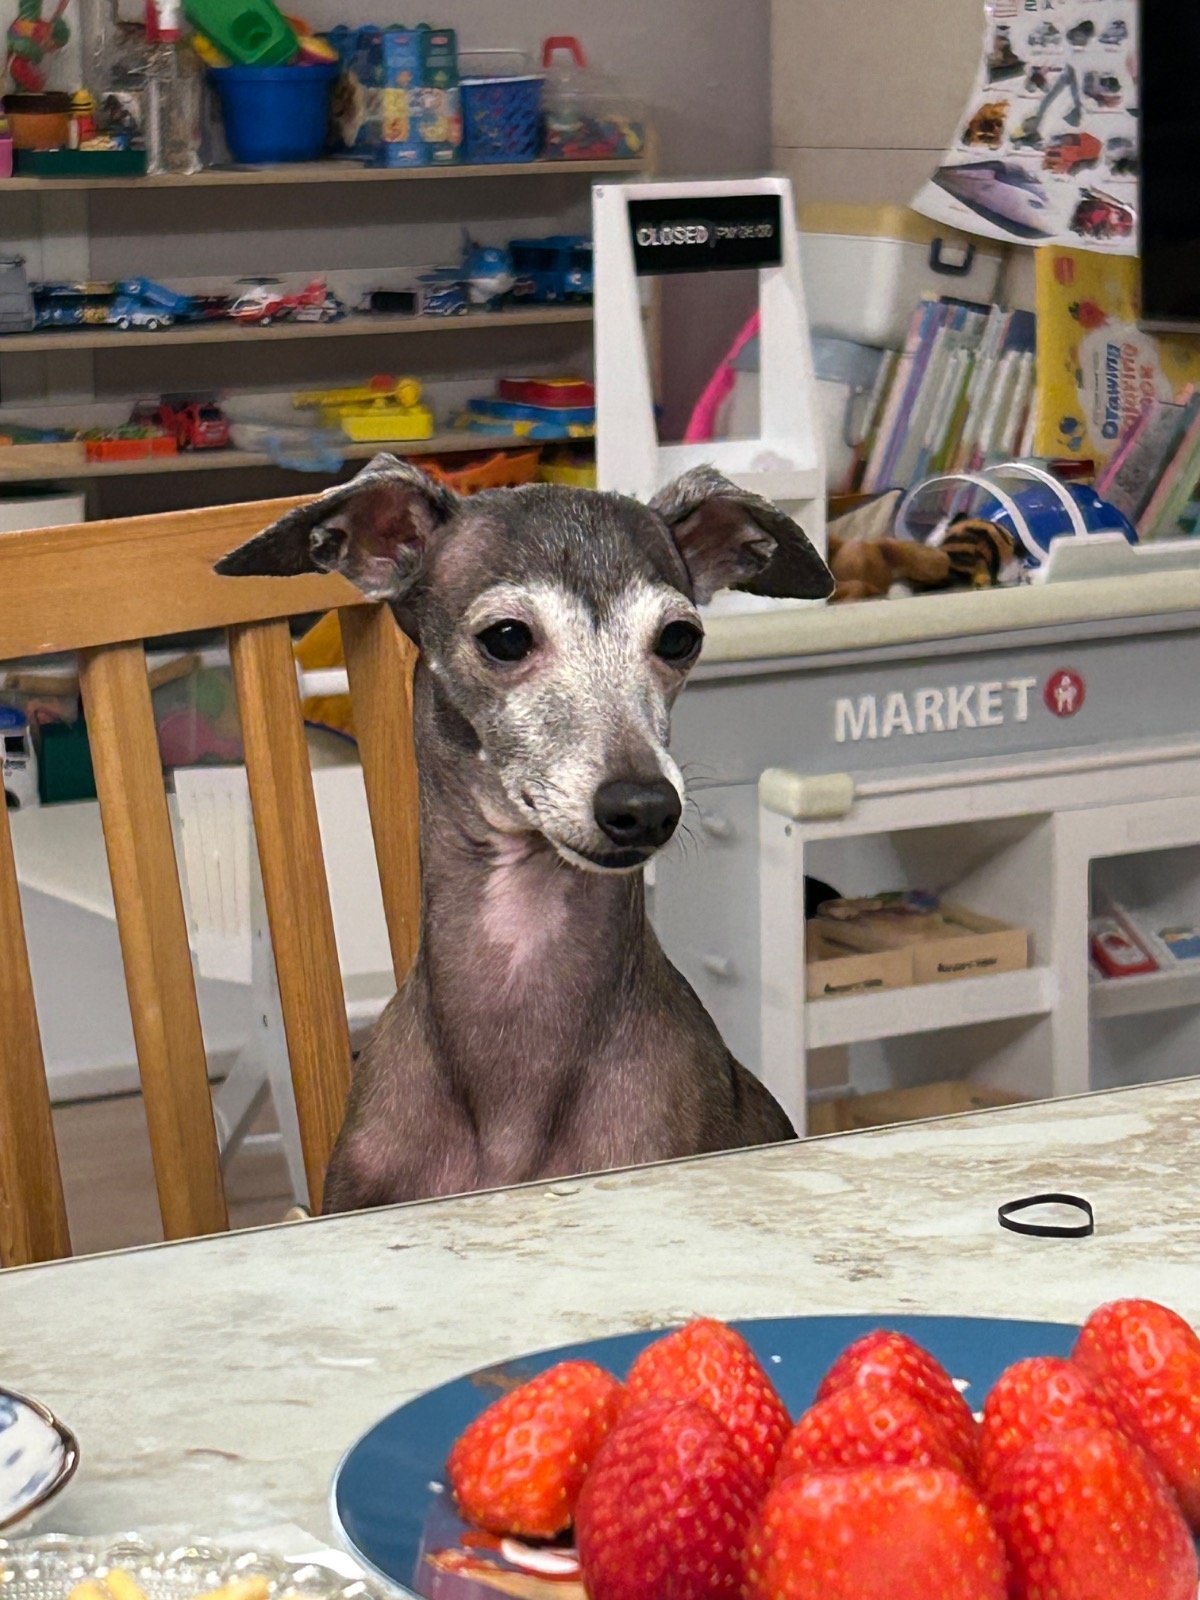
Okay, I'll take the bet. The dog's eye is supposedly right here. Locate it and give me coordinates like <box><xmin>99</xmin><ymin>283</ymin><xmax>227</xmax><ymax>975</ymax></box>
<box><xmin>655</xmin><ymin>620</ymin><xmax>703</xmax><ymax>664</ymax></box>
<box><xmin>476</xmin><ymin>620</ymin><xmax>534</xmax><ymax>663</ymax></box>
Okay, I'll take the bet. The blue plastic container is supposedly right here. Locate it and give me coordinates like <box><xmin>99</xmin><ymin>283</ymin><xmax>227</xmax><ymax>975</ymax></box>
<box><xmin>210</xmin><ymin>62</ymin><xmax>339</xmax><ymax>164</ymax></box>
<box><xmin>459</xmin><ymin>58</ymin><xmax>543</xmax><ymax>163</ymax></box>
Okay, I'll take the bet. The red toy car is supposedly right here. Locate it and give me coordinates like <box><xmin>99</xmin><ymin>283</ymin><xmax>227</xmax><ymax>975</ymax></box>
<box><xmin>130</xmin><ymin>397</ymin><xmax>230</xmax><ymax>450</ymax></box>
<box><xmin>1043</xmin><ymin>130</ymin><xmax>1102</xmax><ymax>175</ymax></box>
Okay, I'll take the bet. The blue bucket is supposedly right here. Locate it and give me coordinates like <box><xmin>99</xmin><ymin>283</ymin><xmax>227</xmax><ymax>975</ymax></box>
<box><xmin>210</xmin><ymin>62</ymin><xmax>339</xmax><ymax>164</ymax></box>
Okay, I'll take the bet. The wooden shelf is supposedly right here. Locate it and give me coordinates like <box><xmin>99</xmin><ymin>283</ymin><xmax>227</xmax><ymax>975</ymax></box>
<box><xmin>0</xmin><ymin>305</ymin><xmax>593</xmax><ymax>354</ymax></box>
<box><xmin>1090</xmin><ymin>964</ymin><xmax>1200</xmax><ymax>1020</ymax></box>
<box><xmin>0</xmin><ymin>431</ymin><xmax>545</xmax><ymax>483</ymax></box>
<box><xmin>807</xmin><ymin>968</ymin><xmax>1056</xmax><ymax>1050</ymax></box>
<box><xmin>1</xmin><ymin>156</ymin><xmax>645</xmax><ymax>192</ymax></box>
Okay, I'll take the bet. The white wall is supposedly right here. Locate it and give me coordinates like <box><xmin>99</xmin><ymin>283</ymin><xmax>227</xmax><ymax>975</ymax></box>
<box><xmin>771</xmin><ymin>0</ymin><xmax>982</xmax><ymax>208</ymax></box>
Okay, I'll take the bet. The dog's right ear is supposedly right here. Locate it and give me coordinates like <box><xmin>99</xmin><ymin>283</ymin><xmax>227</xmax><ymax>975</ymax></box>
<box><xmin>214</xmin><ymin>454</ymin><xmax>459</xmax><ymax>601</ymax></box>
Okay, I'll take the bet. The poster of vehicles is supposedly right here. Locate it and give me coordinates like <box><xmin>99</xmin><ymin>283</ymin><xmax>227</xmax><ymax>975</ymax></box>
<box><xmin>913</xmin><ymin>0</ymin><xmax>1138</xmax><ymax>253</ymax></box>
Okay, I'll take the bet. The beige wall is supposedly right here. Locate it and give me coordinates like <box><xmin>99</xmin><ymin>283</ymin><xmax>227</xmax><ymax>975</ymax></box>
<box><xmin>771</xmin><ymin>0</ymin><xmax>983</xmax><ymax>209</ymax></box>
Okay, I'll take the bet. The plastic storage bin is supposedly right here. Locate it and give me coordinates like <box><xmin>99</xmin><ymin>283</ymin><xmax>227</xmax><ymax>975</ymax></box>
<box><xmin>539</xmin><ymin>35</ymin><xmax>644</xmax><ymax>160</ymax></box>
<box><xmin>210</xmin><ymin>61</ymin><xmax>338</xmax><ymax>163</ymax></box>
<box><xmin>459</xmin><ymin>50</ymin><xmax>543</xmax><ymax>163</ymax></box>
<box><xmin>798</xmin><ymin>203</ymin><xmax>1005</xmax><ymax>350</ymax></box>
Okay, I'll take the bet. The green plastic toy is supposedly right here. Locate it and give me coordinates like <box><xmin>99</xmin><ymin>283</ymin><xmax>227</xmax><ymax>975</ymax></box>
<box><xmin>181</xmin><ymin>0</ymin><xmax>295</xmax><ymax>67</ymax></box>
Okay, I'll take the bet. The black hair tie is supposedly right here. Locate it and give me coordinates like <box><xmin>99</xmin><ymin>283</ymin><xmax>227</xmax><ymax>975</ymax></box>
<box><xmin>998</xmin><ymin>1193</ymin><xmax>1094</xmax><ymax>1239</ymax></box>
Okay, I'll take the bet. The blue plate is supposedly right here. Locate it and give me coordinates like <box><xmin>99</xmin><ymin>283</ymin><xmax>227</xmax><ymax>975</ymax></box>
<box><xmin>332</xmin><ymin>1313</ymin><xmax>1078</xmax><ymax>1598</ymax></box>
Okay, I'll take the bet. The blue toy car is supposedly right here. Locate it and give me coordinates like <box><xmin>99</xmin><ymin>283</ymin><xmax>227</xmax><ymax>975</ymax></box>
<box><xmin>509</xmin><ymin>237</ymin><xmax>593</xmax><ymax>304</ymax></box>
<box><xmin>418</xmin><ymin>280</ymin><xmax>470</xmax><ymax>317</ymax></box>
<box><xmin>107</xmin><ymin>278</ymin><xmax>195</xmax><ymax>331</ymax></box>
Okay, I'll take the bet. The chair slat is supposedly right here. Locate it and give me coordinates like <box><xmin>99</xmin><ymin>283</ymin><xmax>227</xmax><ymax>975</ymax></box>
<box><xmin>0</xmin><ymin>796</ymin><xmax>71</xmax><ymax>1267</ymax></box>
<box><xmin>228</xmin><ymin>619</ymin><xmax>352</xmax><ymax>1213</ymax></box>
<box><xmin>0</xmin><ymin>496</ymin><xmax>359</xmax><ymax>662</ymax></box>
<box><xmin>340</xmin><ymin>605</ymin><xmax>422</xmax><ymax>985</ymax></box>
<box><xmin>79</xmin><ymin>642</ymin><xmax>229</xmax><ymax>1241</ymax></box>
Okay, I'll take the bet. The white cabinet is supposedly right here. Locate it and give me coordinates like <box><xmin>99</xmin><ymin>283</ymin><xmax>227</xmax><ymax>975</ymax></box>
<box><xmin>757</xmin><ymin>740</ymin><xmax>1200</xmax><ymax>1132</ymax></box>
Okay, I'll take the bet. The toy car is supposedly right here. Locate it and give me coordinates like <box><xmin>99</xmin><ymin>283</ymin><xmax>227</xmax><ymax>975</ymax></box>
<box><xmin>1082</xmin><ymin>70</ymin><xmax>1122</xmax><ymax>108</ymax></box>
<box><xmin>418</xmin><ymin>281</ymin><xmax>469</xmax><ymax>317</ymax></box>
<box><xmin>1066</xmin><ymin>19</ymin><xmax>1095</xmax><ymax>46</ymax></box>
<box><xmin>1098</xmin><ymin>19</ymin><xmax>1128</xmax><ymax>44</ymax></box>
<box><xmin>131</xmin><ymin>396</ymin><xmax>230</xmax><ymax>450</ymax></box>
<box><xmin>1070</xmin><ymin>188</ymin><xmax>1134</xmax><ymax>240</ymax></box>
<box><xmin>107</xmin><ymin>277</ymin><xmax>195</xmax><ymax>330</ymax></box>
<box><xmin>1043</xmin><ymin>130</ymin><xmax>1102</xmax><ymax>174</ymax></box>
<box><xmin>509</xmin><ymin>236</ymin><xmax>593</xmax><ymax>302</ymax></box>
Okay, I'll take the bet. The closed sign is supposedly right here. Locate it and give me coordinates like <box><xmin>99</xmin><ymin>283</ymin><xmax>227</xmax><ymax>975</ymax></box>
<box><xmin>628</xmin><ymin>194</ymin><xmax>783</xmax><ymax>275</ymax></box>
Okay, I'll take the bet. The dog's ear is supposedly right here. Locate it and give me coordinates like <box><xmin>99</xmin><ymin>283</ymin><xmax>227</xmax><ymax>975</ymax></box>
<box><xmin>650</xmin><ymin>466</ymin><xmax>834</xmax><ymax>605</ymax></box>
<box><xmin>214</xmin><ymin>454</ymin><xmax>458</xmax><ymax>601</ymax></box>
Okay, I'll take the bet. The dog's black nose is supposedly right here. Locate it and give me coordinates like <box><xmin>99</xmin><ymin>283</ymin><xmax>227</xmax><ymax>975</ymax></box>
<box><xmin>593</xmin><ymin>779</ymin><xmax>682</xmax><ymax>850</ymax></box>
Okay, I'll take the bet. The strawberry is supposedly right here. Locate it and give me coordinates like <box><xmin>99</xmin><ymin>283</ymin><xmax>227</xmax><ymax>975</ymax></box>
<box><xmin>744</xmin><ymin>1464</ymin><xmax>1008</xmax><ymax>1600</ymax></box>
<box><xmin>623</xmin><ymin>1317</ymin><xmax>791</xmax><ymax>1491</ymax></box>
<box><xmin>1073</xmin><ymin>1297</ymin><xmax>1200</xmax><ymax>1526</ymax></box>
<box><xmin>988</xmin><ymin>1426</ymin><xmax>1197</xmax><ymax>1600</ymax></box>
<box><xmin>574</xmin><ymin>1397</ymin><xmax>760</xmax><ymax>1600</ymax></box>
<box><xmin>446</xmin><ymin>1358</ymin><xmax>623</xmax><ymax>1538</ymax></box>
<box><xmin>979</xmin><ymin>1355</ymin><xmax>1133</xmax><ymax>1488</ymax></box>
<box><xmin>815</xmin><ymin>1328</ymin><xmax>981</xmax><ymax>1479</ymax></box>
<box><xmin>774</xmin><ymin>1380</ymin><xmax>969</xmax><ymax>1485</ymax></box>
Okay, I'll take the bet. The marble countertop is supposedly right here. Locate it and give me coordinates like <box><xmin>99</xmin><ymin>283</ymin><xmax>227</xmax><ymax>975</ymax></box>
<box><xmin>2</xmin><ymin>1076</ymin><xmax>1198</xmax><ymax>1548</ymax></box>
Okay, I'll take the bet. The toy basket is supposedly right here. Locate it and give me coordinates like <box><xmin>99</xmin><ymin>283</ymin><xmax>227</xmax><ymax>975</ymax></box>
<box><xmin>459</xmin><ymin>50</ymin><xmax>544</xmax><ymax>163</ymax></box>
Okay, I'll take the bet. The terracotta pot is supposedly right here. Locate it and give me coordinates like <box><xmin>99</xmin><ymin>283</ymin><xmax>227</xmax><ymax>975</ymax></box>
<box><xmin>2</xmin><ymin>93</ymin><xmax>72</xmax><ymax>150</ymax></box>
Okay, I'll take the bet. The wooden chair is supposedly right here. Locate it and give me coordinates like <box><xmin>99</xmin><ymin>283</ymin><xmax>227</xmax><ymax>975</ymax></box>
<box><xmin>0</xmin><ymin>497</ymin><xmax>421</xmax><ymax>1268</ymax></box>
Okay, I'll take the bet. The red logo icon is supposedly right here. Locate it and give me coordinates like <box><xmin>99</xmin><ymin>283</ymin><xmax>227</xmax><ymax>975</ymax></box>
<box><xmin>1044</xmin><ymin>668</ymin><xmax>1086</xmax><ymax>718</ymax></box>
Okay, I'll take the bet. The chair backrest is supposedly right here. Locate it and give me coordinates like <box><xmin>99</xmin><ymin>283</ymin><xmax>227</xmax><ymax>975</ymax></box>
<box><xmin>0</xmin><ymin>497</ymin><xmax>421</xmax><ymax>1267</ymax></box>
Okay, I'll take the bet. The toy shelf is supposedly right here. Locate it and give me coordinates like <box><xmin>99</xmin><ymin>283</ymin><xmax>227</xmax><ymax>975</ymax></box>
<box><xmin>0</xmin><ymin>431</ymin><xmax>536</xmax><ymax>483</ymax></box>
<box><xmin>0</xmin><ymin>156</ymin><xmax>646</xmax><ymax>193</ymax></box>
<box><xmin>0</xmin><ymin>305</ymin><xmax>592</xmax><ymax>354</ymax></box>
<box><xmin>807</xmin><ymin>967</ymin><xmax>1055</xmax><ymax>1051</ymax></box>
<box><xmin>1090</xmin><ymin>965</ymin><xmax>1200</xmax><ymax>1019</ymax></box>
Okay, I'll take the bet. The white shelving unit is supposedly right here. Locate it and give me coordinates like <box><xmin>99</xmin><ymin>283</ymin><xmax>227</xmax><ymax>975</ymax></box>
<box><xmin>756</xmin><ymin>740</ymin><xmax>1200</xmax><ymax>1134</ymax></box>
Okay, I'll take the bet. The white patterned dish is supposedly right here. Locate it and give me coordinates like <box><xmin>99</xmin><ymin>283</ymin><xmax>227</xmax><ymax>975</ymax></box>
<box><xmin>0</xmin><ymin>1390</ymin><xmax>79</xmax><ymax>1535</ymax></box>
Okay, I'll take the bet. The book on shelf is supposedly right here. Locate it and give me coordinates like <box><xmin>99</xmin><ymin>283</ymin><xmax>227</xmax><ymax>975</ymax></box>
<box><xmin>1137</xmin><ymin>400</ymin><xmax>1200</xmax><ymax>540</ymax></box>
<box><xmin>1034</xmin><ymin>246</ymin><xmax>1200</xmax><ymax>473</ymax></box>
<box><xmin>1097</xmin><ymin>393</ymin><xmax>1197</xmax><ymax>526</ymax></box>
<box><xmin>861</xmin><ymin>295</ymin><xmax>1037</xmax><ymax>493</ymax></box>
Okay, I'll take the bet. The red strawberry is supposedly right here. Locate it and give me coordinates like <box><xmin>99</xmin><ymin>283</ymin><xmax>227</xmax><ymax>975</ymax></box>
<box><xmin>988</xmin><ymin>1427</ymin><xmax>1197</xmax><ymax>1600</ymax></box>
<box><xmin>623</xmin><ymin>1317</ymin><xmax>791</xmax><ymax>1491</ymax></box>
<box><xmin>1073</xmin><ymin>1297</ymin><xmax>1200</xmax><ymax>1526</ymax></box>
<box><xmin>744</xmin><ymin>1464</ymin><xmax>1007</xmax><ymax>1600</ymax></box>
<box><xmin>815</xmin><ymin>1328</ymin><xmax>981</xmax><ymax>1479</ymax></box>
<box><xmin>446</xmin><ymin>1358</ymin><xmax>623</xmax><ymax>1537</ymax></box>
<box><xmin>574</xmin><ymin>1397</ymin><xmax>760</xmax><ymax>1600</ymax></box>
<box><xmin>774</xmin><ymin>1381</ymin><xmax>969</xmax><ymax>1485</ymax></box>
<box><xmin>979</xmin><ymin>1355</ymin><xmax>1133</xmax><ymax>1488</ymax></box>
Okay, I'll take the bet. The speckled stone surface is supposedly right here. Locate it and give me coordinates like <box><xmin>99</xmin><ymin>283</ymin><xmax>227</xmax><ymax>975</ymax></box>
<box><xmin>2</xmin><ymin>1077</ymin><xmax>1198</xmax><ymax>1545</ymax></box>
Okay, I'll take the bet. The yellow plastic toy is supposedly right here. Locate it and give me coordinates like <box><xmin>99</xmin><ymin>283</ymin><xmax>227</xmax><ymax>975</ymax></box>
<box><xmin>293</xmin><ymin>374</ymin><xmax>435</xmax><ymax>442</ymax></box>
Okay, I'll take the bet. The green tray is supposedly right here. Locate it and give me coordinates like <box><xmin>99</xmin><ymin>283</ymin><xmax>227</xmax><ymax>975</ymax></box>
<box><xmin>15</xmin><ymin>148</ymin><xmax>148</xmax><ymax>177</ymax></box>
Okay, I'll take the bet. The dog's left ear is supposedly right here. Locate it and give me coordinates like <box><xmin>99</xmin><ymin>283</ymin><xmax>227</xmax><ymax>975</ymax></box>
<box><xmin>650</xmin><ymin>466</ymin><xmax>834</xmax><ymax>605</ymax></box>
<box><xmin>214</xmin><ymin>454</ymin><xmax>458</xmax><ymax>601</ymax></box>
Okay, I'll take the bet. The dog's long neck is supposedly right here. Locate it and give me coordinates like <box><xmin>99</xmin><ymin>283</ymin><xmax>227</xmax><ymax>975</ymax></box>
<box><xmin>409</xmin><ymin>668</ymin><xmax>651</xmax><ymax>1120</ymax></box>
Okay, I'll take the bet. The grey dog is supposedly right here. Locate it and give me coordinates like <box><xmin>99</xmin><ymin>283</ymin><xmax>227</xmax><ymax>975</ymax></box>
<box><xmin>218</xmin><ymin>455</ymin><xmax>833</xmax><ymax>1212</ymax></box>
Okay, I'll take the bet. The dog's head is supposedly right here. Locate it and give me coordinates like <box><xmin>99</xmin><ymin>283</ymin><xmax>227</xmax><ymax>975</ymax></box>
<box><xmin>217</xmin><ymin>455</ymin><xmax>832</xmax><ymax>871</ymax></box>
